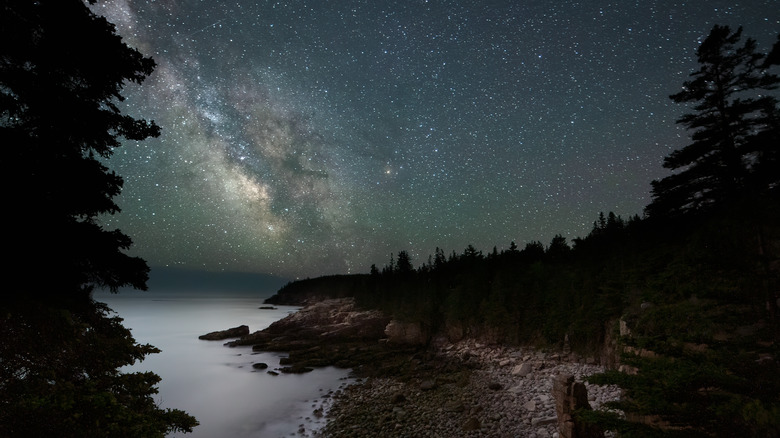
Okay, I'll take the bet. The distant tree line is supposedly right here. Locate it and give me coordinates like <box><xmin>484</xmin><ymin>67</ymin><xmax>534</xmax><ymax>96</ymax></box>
<box><xmin>351</xmin><ymin>213</ymin><xmax>640</xmax><ymax>351</ymax></box>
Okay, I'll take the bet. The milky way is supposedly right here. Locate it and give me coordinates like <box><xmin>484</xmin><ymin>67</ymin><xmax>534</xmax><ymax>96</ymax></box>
<box><xmin>93</xmin><ymin>0</ymin><xmax>778</xmax><ymax>278</ymax></box>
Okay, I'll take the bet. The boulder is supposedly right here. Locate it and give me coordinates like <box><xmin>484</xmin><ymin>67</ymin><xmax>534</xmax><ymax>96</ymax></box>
<box><xmin>198</xmin><ymin>325</ymin><xmax>250</xmax><ymax>340</ymax></box>
<box><xmin>488</xmin><ymin>382</ymin><xmax>503</xmax><ymax>390</ymax></box>
<box><xmin>462</xmin><ymin>417</ymin><xmax>481</xmax><ymax>431</ymax></box>
<box><xmin>419</xmin><ymin>379</ymin><xmax>436</xmax><ymax>391</ymax></box>
<box><xmin>390</xmin><ymin>391</ymin><xmax>406</xmax><ymax>404</ymax></box>
<box><xmin>511</xmin><ymin>362</ymin><xmax>533</xmax><ymax>377</ymax></box>
<box><xmin>443</xmin><ymin>400</ymin><xmax>465</xmax><ymax>412</ymax></box>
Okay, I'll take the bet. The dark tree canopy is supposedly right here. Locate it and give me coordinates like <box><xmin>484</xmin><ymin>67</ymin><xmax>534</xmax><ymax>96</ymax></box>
<box><xmin>647</xmin><ymin>25</ymin><xmax>780</xmax><ymax>218</ymax></box>
<box><xmin>0</xmin><ymin>0</ymin><xmax>197</xmax><ymax>436</ymax></box>
<box><xmin>395</xmin><ymin>250</ymin><xmax>414</xmax><ymax>275</ymax></box>
<box><xmin>2</xmin><ymin>0</ymin><xmax>159</xmax><ymax>298</ymax></box>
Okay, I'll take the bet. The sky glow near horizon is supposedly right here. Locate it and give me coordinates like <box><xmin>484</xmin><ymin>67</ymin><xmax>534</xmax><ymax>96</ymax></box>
<box><xmin>93</xmin><ymin>0</ymin><xmax>778</xmax><ymax>279</ymax></box>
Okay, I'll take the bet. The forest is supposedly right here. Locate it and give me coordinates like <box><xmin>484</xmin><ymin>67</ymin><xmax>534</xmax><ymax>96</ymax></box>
<box><xmin>269</xmin><ymin>25</ymin><xmax>780</xmax><ymax>437</ymax></box>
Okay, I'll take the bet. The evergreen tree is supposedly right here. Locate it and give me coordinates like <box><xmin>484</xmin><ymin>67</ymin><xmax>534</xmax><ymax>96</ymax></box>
<box><xmin>584</xmin><ymin>207</ymin><xmax>780</xmax><ymax>437</ymax></box>
<box><xmin>520</xmin><ymin>240</ymin><xmax>545</xmax><ymax>263</ymax></box>
<box><xmin>584</xmin><ymin>26</ymin><xmax>780</xmax><ymax>437</ymax></box>
<box><xmin>545</xmin><ymin>234</ymin><xmax>571</xmax><ymax>262</ymax></box>
<box><xmin>750</xmin><ymin>33</ymin><xmax>780</xmax><ymax>193</ymax></box>
<box><xmin>596</xmin><ymin>211</ymin><xmax>607</xmax><ymax>231</ymax></box>
<box><xmin>433</xmin><ymin>247</ymin><xmax>446</xmax><ymax>270</ymax></box>
<box><xmin>384</xmin><ymin>253</ymin><xmax>396</xmax><ymax>274</ymax></box>
<box><xmin>647</xmin><ymin>25</ymin><xmax>780</xmax><ymax>218</ymax></box>
<box><xmin>461</xmin><ymin>244</ymin><xmax>479</xmax><ymax>258</ymax></box>
<box><xmin>0</xmin><ymin>0</ymin><xmax>197</xmax><ymax>436</ymax></box>
<box><xmin>396</xmin><ymin>250</ymin><xmax>414</xmax><ymax>275</ymax></box>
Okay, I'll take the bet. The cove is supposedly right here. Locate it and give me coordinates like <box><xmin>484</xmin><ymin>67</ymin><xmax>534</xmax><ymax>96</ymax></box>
<box><xmin>95</xmin><ymin>289</ymin><xmax>353</xmax><ymax>438</ymax></box>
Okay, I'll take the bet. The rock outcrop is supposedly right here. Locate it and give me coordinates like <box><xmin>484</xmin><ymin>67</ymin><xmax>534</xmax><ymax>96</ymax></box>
<box><xmin>198</xmin><ymin>324</ymin><xmax>249</xmax><ymax>340</ymax></box>
<box><xmin>228</xmin><ymin>298</ymin><xmax>389</xmax><ymax>347</ymax></box>
<box><xmin>384</xmin><ymin>319</ymin><xmax>429</xmax><ymax>345</ymax></box>
<box><xmin>224</xmin><ymin>298</ymin><xmax>425</xmax><ymax>374</ymax></box>
<box><xmin>553</xmin><ymin>374</ymin><xmax>604</xmax><ymax>438</ymax></box>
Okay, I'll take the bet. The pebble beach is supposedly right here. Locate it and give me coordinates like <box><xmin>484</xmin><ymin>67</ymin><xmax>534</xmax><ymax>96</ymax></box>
<box><xmin>311</xmin><ymin>340</ymin><xmax>621</xmax><ymax>438</ymax></box>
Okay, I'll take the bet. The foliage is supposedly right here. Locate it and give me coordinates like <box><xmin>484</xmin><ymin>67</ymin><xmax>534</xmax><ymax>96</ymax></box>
<box><xmin>583</xmin><ymin>25</ymin><xmax>780</xmax><ymax>437</ymax></box>
<box><xmin>588</xmin><ymin>305</ymin><xmax>779</xmax><ymax>436</ymax></box>
<box><xmin>647</xmin><ymin>25</ymin><xmax>780</xmax><ymax>218</ymax></box>
<box><xmin>2</xmin><ymin>0</ymin><xmax>158</xmax><ymax>297</ymax></box>
<box><xmin>0</xmin><ymin>0</ymin><xmax>197</xmax><ymax>436</ymax></box>
<box><xmin>270</xmin><ymin>216</ymin><xmax>641</xmax><ymax>350</ymax></box>
<box><xmin>0</xmin><ymin>301</ymin><xmax>198</xmax><ymax>437</ymax></box>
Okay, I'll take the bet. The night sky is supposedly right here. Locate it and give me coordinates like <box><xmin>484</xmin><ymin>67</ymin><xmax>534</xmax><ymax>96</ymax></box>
<box><xmin>93</xmin><ymin>1</ymin><xmax>778</xmax><ymax>279</ymax></box>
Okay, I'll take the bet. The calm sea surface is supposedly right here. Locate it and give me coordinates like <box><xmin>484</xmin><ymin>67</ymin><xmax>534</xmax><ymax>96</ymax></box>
<box><xmin>95</xmin><ymin>289</ymin><xmax>353</xmax><ymax>438</ymax></box>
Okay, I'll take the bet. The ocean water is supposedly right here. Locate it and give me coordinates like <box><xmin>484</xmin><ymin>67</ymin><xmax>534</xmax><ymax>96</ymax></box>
<box><xmin>94</xmin><ymin>289</ymin><xmax>353</xmax><ymax>438</ymax></box>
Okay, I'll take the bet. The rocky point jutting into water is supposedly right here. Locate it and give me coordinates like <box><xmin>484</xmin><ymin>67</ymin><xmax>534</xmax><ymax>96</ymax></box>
<box><xmin>201</xmin><ymin>297</ymin><xmax>621</xmax><ymax>437</ymax></box>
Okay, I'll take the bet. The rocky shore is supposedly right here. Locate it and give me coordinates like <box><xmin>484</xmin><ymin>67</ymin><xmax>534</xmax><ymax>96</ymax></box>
<box><xmin>315</xmin><ymin>340</ymin><xmax>620</xmax><ymax>438</ymax></box>
<box><xmin>223</xmin><ymin>298</ymin><xmax>424</xmax><ymax>375</ymax></box>
<box><xmin>204</xmin><ymin>298</ymin><xmax>621</xmax><ymax>437</ymax></box>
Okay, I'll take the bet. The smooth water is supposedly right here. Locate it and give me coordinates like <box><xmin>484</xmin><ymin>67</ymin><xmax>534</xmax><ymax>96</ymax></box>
<box><xmin>95</xmin><ymin>290</ymin><xmax>353</xmax><ymax>438</ymax></box>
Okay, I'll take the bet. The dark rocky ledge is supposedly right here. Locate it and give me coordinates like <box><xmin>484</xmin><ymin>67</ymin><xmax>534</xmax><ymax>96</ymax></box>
<box><xmin>224</xmin><ymin>298</ymin><xmax>463</xmax><ymax>378</ymax></box>
<box><xmin>198</xmin><ymin>324</ymin><xmax>250</xmax><ymax>340</ymax></box>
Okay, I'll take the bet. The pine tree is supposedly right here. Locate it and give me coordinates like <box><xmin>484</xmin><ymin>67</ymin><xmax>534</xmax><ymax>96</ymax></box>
<box><xmin>545</xmin><ymin>234</ymin><xmax>571</xmax><ymax>263</ymax></box>
<box><xmin>396</xmin><ymin>250</ymin><xmax>414</xmax><ymax>275</ymax></box>
<box><xmin>749</xmin><ymin>33</ymin><xmax>780</xmax><ymax>194</ymax></box>
<box><xmin>0</xmin><ymin>1</ymin><xmax>197</xmax><ymax>435</ymax></box>
<box><xmin>647</xmin><ymin>25</ymin><xmax>780</xmax><ymax>218</ymax></box>
<box><xmin>433</xmin><ymin>247</ymin><xmax>447</xmax><ymax>269</ymax></box>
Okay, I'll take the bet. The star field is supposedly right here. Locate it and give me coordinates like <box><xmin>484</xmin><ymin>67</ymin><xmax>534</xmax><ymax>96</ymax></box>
<box><xmin>94</xmin><ymin>0</ymin><xmax>779</xmax><ymax>278</ymax></box>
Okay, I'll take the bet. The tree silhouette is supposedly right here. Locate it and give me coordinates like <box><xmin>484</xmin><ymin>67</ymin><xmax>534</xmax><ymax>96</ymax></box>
<box><xmin>750</xmin><ymin>33</ymin><xmax>780</xmax><ymax>193</ymax></box>
<box><xmin>433</xmin><ymin>247</ymin><xmax>447</xmax><ymax>270</ymax></box>
<box><xmin>647</xmin><ymin>25</ymin><xmax>780</xmax><ymax>218</ymax></box>
<box><xmin>0</xmin><ymin>1</ymin><xmax>197</xmax><ymax>436</ymax></box>
<box><xmin>520</xmin><ymin>240</ymin><xmax>545</xmax><ymax>263</ymax></box>
<box><xmin>545</xmin><ymin>234</ymin><xmax>571</xmax><ymax>262</ymax></box>
<box><xmin>396</xmin><ymin>250</ymin><xmax>414</xmax><ymax>275</ymax></box>
<box><xmin>4</xmin><ymin>0</ymin><xmax>160</xmax><ymax>297</ymax></box>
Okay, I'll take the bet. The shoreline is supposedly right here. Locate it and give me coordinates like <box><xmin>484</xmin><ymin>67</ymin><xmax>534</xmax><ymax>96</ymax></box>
<box><xmin>314</xmin><ymin>339</ymin><xmax>620</xmax><ymax>438</ymax></box>
<box><xmin>217</xmin><ymin>298</ymin><xmax>621</xmax><ymax>437</ymax></box>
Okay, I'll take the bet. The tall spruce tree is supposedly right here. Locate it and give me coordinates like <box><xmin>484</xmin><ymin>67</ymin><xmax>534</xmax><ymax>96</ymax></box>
<box><xmin>647</xmin><ymin>25</ymin><xmax>780</xmax><ymax>218</ymax></box>
<box><xmin>0</xmin><ymin>0</ymin><xmax>197</xmax><ymax>436</ymax></box>
<box><xmin>750</xmin><ymin>33</ymin><xmax>780</xmax><ymax>193</ymax></box>
<box><xmin>396</xmin><ymin>250</ymin><xmax>414</xmax><ymax>275</ymax></box>
<box><xmin>583</xmin><ymin>25</ymin><xmax>780</xmax><ymax>438</ymax></box>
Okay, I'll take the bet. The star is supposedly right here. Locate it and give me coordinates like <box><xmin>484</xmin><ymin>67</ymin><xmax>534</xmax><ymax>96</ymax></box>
<box><xmin>93</xmin><ymin>0</ymin><xmax>779</xmax><ymax>278</ymax></box>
